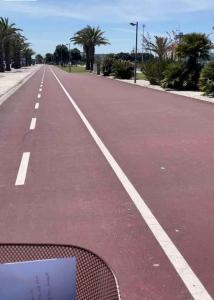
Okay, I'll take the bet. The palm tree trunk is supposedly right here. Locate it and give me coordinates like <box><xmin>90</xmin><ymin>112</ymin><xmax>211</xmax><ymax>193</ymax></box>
<box><xmin>4</xmin><ymin>42</ymin><xmax>11</xmax><ymax>71</ymax></box>
<box><xmin>25</xmin><ymin>55</ymin><xmax>28</xmax><ymax>66</ymax></box>
<box><xmin>0</xmin><ymin>44</ymin><xmax>5</xmax><ymax>72</ymax></box>
<box><xmin>90</xmin><ymin>46</ymin><xmax>95</xmax><ymax>72</ymax></box>
<box><xmin>13</xmin><ymin>48</ymin><xmax>21</xmax><ymax>69</ymax></box>
<box><xmin>85</xmin><ymin>46</ymin><xmax>90</xmax><ymax>70</ymax></box>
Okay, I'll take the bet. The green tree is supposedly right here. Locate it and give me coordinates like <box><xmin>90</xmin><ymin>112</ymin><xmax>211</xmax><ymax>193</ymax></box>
<box><xmin>45</xmin><ymin>53</ymin><xmax>54</xmax><ymax>64</ymax></box>
<box><xmin>22</xmin><ymin>46</ymin><xmax>35</xmax><ymax>66</ymax></box>
<box><xmin>115</xmin><ymin>52</ymin><xmax>132</xmax><ymax>61</ymax></box>
<box><xmin>54</xmin><ymin>44</ymin><xmax>69</xmax><ymax>66</ymax></box>
<box><xmin>0</xmin><ymin>17</ymin><xmax>21</xmax><ymax>72</ymax></box>
<box><xmin>11</xmin><ymin>33</ymin><xmax>26</xmax><ymax>69</ymax></box>
<box><xmin>71</xmin><ymin>26</ymin><xmax>109</xmax><ymax>71</ymax></box>
<box><xmin>167</xmin><ymin>33</ymin><xmax>213</xmax><ymax>90</ymax></box>
<box><xmin>144</xmin><ymin>36</ymin><xmax>173</xmax><ymax>60</ymax></box>
<box><xmin>176</xmin><ymin>33</ymin><xmax>212</xmax><ymax>66</ymax></box>
<box><xmin>35</xmin><ymin>54</ymin><xmax>43</xmax><ymax>64</ymax></box>
<box><xmin>70</xmin><ymin>48</ymin><xmax>81</xmax><ymax>64</ymax></box>
<box><xmin>1</xmin><ymin>18</ymin><xmax>21</xmax><ymax>71</ymax></box>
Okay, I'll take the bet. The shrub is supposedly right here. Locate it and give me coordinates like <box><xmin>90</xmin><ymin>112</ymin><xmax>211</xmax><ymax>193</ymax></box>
<box><xmin>161</xmin><ymin>61</ymin><xmax>202</xmax><ymax>90</ymax></box>
<box><xmin>161</xmin><ymin>62</ymin><xmax>185</xmax><ymax>89</ymax></box>
<box><xmin>102</xmin><ymin>56</ymin><xmax>115</xmax><ymax>76</ymax></box>
<box><xmin>141</xmin><ymin>59</ymin><xmax>170</xmax><ymax>85</ymax></box>
<box><xmin>199</xmin><ymin>61</ymin><xmax>214</xmax><ymax>96</ymax></box>
<box><xmin>112</xmin><ymin>60</ymin><xmax>134</xmax><ymax>79</ymax></box>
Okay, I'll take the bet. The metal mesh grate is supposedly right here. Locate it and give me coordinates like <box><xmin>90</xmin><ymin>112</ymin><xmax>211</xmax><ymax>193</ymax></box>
<box><xmin>0</xmin><ymin>244</ymin><xmax>120</xmax><ymax>300</ymax></box>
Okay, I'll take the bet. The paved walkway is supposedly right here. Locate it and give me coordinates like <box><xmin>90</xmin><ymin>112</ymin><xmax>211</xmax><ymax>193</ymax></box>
<box><xmin>0</xmin><ymin>65</ymin><xmax>41</xmax><ymax>103</ymax></box>
<box><xmin>117</xmin><ymin>79</ymin><xmax>214</xmax><ymax>104</ymax></box>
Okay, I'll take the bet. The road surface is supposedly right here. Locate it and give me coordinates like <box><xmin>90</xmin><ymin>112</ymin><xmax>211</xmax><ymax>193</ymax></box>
<box><xmin>0</xmin><ymin>66</ymin><xmax>214</xmax><ymax>299</ymax></box>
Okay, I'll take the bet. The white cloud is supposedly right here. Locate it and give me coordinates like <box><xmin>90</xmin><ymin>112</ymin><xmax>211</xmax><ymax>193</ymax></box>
<box><xmin>0</xmin><ymin>0</ymin><xmax>214</xmax><ymax>22</ymax></box>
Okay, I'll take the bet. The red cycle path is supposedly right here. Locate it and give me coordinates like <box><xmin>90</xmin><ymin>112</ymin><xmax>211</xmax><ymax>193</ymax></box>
<box><xmin>1</xmin><ymin>66</ymin><xmax>213</xmax><ymax>299</ymax></box>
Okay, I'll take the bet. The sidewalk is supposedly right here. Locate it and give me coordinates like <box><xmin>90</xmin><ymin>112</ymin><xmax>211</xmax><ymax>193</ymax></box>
<box><xmin>0</xmin><ymin>65</ymin><xmax>41</xmax><ymax>105</ymax></box>
<box><xmin>117</xmin><ymin>78</ymin><xmax>214</xmax><ymax>104</ymax></box>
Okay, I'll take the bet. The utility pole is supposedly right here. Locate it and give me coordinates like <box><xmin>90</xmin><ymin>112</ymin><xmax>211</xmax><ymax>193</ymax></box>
<box><xmin>61</xmin><ymin>44</ymin><xmax>63</xmax><ymax>66</ymax></box>
<box><xmin>66</xmin><ymin>43</ymin><xmax>71</xmax><ymax>72</ymax></box>
<box><xmin>130</xmin><ymin>22</ymin><xmax>138</xmax><ymax>83</ymax></box>
<box><xmin>142</xmin><ymin>24</ymin><xmax>146</xmax><ymax>63</ymax></box>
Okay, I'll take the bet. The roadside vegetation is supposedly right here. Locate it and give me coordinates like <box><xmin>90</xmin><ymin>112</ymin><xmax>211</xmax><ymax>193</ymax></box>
<box><xmin>0</xmin><ymin>17</ymin><xmax>35</xmax><ymax>72</ymax></box>
<box><xmin>43</xmin><ymin>23</ymin><xmax>214</xmax><ymax>95</ymax></box>
<box><xmin>142</xmin><ymin>32</ymin><xmax>213</xmax><ymax>94</ymax></box>
<box><xmin>60</xmin><ymin>65</ymin><xmax>87</xmax><ymax>73</ymax></box>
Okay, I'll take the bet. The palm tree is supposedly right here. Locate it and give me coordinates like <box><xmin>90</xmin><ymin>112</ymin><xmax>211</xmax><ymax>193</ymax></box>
<box><xmin>22</xmin><ymin>44</ymin><xmax>35</xmax><ymax>66</ymax></box>
<box><xmin>11</xmin><ymin>33</ymin><xmax>26</xmax><ymax>69</ymax></box>
<box><xmin>71</xmin><ymin>26</ymin><xmax>109</xmax><ymax>71</ymax></box>
<box><xmin>144</xmin><ymin>35</ymin><xmax>173</xmax><ymax>60</ymax></box>
<box><xmin>0</xmin><ymin>18</ymin><xmax>8</xmax><ymax>72</ymax></box>
<box><xmin>176</xmin><ymin>33</ymin><xmax>213</xmax><ymax>66</ymax></box>
<box><xmin>0</xmin><ymin>17</ymin><xmax>21</xmax><ymax>72</ymax></box>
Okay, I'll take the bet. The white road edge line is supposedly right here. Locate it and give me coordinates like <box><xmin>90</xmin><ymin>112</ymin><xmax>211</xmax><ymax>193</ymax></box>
<box><xmin>37</xmin><ymin>93</ymin><xmax>41</xmax><ymax>99</ymax></box>
<box><xmin>50</xmin><ymin>66</ymin><xmax>212</xmax><ymax>300</ymax></box>
<box><xmin>30</xmin><ymin>118</ymin><xmax>37</xmax><ymax>130</ymax></box>
<box><xmin>15</xmin><ymin>152</ymin><xmax>30</xmax><ymax>186</ymax></box>
<box><xmin>35</xmin><ymin>103</ymin><xmax>39</xmax><ymax>109</ymax></box>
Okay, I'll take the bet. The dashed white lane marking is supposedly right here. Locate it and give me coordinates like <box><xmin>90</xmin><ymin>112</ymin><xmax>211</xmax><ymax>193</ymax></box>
<box><xmin>50</xmin><ymin>67</ymin><xmax>212</xmax><ymax>300</ymax></box>
<box><xmin>15</xmin><ymin>152</ymin><xmax>30</xmax><ymax>186</ymax></box>
<box><xmin>41</xmin><ymin>67</ymin><xmax>46</xmax><ymax>82</ymax></box>
<box><xmin>39</xmin><ymin>88</ymin><xmax>42</xmax><ymax>92</ymax></box>
<box><xmin>37</xmin><ymin>94</ymin><xmax>41</xmax><ymax>99</ymax></box>
<box><xmin>29</xmin><ymin>118</ymin><xmax>37</xmax><ymax>130</ymax></box>
<box><xmin>35</xmin><ymin>103</ymin><xmax>39</xmax><ymax>109</ymax></box>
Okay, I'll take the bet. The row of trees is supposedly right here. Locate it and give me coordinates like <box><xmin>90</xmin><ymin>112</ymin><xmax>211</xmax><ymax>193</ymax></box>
<box><xmin>45</xmin><ymin>26</ymin><xmax>109</xmax><ymax>71</ymax></box>
<box><xmin>0</xmin><ymin>17</ymin><xmax>35</xmax><ymax>72</ymax></box>
<box><xmin>45</xmin><ymin>46</ymin><xmax>82</xmax><ymax>65</ymax></box>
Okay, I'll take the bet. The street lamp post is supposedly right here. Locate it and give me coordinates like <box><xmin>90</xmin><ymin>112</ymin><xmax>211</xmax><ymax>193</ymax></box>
<box><xmin>130</xmin><ymin>22</ymin><xmax>138</xmax><ymax>83</ymax></box>
<box><xmin>66</xmin><ymin>43</ymin><xmax>71</xmax><ymax>73</ymax></box>
<box><xmin>142</xmin><ymin>24</ymin><xmax>146</xmax><ymax>63</ymax></box>
<box><xmin>60</xmin><ymin>44</ymin><xmax>63</xmax><ymax>66</ymax></box>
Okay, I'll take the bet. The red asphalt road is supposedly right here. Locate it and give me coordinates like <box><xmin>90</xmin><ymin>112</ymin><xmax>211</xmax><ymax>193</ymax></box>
<box><xmin>0</xmin><ymin>66</ymin><xmax>214</xmax><ymax>299</ymax></box>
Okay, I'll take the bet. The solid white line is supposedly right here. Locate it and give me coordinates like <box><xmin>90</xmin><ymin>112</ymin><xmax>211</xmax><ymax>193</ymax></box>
<box><xmin>15</xmin><ymin>152</ymin><xmax>30</xmax><ymax>186</ymax></box>
<box><xmin>50</xmin><ymin>67</ymin><xmax>212</xmax><ymax>300</ymax></box>
<box><xmin>37</xmin><ymin>93</ymin><xmax>41</xmax><ymax>99</ymax></box>
<box><xmin>29</xmin><ymin>118</ymin><xmax>37</xmax><ymax>130</ymax></box>
<box><xmin>35</xmin><ymin>103</ymin><xmax>39</xmax><ymax>109</ymax></box>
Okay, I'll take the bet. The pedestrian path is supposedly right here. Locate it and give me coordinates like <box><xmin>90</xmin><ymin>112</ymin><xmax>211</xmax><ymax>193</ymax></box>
<box><xmin>0</xmin><ymin>65</ymin><xmax>41</xmax><ymax>105</ymax></box>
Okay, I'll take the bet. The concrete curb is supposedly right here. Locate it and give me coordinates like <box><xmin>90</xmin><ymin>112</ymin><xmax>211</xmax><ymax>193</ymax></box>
<box><xmin>0</xmin><ymin>66</ymin><xmax>42</xmax><ymax>106</ymax></box>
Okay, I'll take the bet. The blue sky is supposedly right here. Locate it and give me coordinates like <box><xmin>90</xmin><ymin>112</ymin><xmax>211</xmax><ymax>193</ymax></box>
<box><xmin>1</xmin><ymin>0</ymin><xmax>214</xmax><ymax>56</ymax></box>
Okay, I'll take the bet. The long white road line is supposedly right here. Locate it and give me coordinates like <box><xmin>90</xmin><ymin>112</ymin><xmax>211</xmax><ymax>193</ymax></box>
<box><xmin>50</xmin><ymin>66</ymin><xmax>212</xmax><ymax>300</ymax></box>
<box><xmin>15</xmin><ymin>152</ymin><xmax>30</xmax><ymax>186</ymax></box>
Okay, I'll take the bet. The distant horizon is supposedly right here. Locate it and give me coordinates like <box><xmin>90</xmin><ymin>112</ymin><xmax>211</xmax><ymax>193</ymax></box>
<box><xmin>1</xmin><ymin>0</ymin><xmax>214</xmax><ymax>56</ymax></box>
